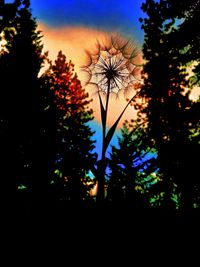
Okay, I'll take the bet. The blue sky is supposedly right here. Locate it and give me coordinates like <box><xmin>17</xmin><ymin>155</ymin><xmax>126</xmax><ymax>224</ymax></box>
<box><xmin>31</xmin><ymin>0</ymin><xmax>144</xmax><ymax>44</ymax></box>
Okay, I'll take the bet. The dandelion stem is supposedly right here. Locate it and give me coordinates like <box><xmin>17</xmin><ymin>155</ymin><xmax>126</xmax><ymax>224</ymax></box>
<box><xmin>97</xmin><ymin>80</ymin><xmax>111</xmax><ymax>206</ymax></box>
<box><xmin>104</xmin><ymin>80</ymin><xmax>111</xmax><ymax>143</ymax></box>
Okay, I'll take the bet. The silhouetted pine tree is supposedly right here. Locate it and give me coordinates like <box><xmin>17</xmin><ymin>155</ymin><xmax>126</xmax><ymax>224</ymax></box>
<box><xmin>43</xmin><ymin>51</ymin><xmax>97</xmax><ymax>205</ymax></box>
<box><xmin>167</xmin><ymin>0</ymin><xmax>200</xmax><ymax>210</ymax></box>
<box><xmin>166</xmin><ymin>0</ymin><xmax>200</xmax><ymax>86</ymax></box>
<box><xmin>0</xmin><ymin>0</ymin><xmax>24</xmax><ymax>200</ymax></box>
<box><xmin>107</xmin><ymin>120</ymin><xmax>157</xmax><ymax>209</ymax></box>
<box><xmin>140</xmin><ymin>0</ymin><xmax>199</xmax><ymax>211</ymax></box>
<box><xmin>0</xmin><ymin>0</ymin><xmax>53</xmax><ymax>201</ymax></box>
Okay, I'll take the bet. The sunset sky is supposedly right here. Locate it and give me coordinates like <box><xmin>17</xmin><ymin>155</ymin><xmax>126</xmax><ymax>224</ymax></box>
<box><xmin>28</xmin><ymin>0</ymin><xmax>199</xmax><ymax>158</ymax></box>
<box><xmin>28</xmin><ymin>0</ymin><xmax>145</xmax><ymax>157</ymax></box>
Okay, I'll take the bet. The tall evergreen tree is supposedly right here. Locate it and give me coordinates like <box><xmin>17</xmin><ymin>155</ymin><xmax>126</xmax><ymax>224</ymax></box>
<box><xmin>107</xmin><ymin>120</ymin><xmax>157</xmax><ymax>209</ymax></box>
<box><xmin>0</xmin><ymin>0</ymin><xmax>53</xmax><ymax>201</ymax></box>
<box><xmin>139</xmin><ymin>0</ymin><xmax>199</xmax><ymax>211</ymax></box>
<box><xmin>43</xmin><ymin>51</ymin><xmax>97</xmax><ymax>205</ymax></box>
<box><xmin>167</xmin><ymin>0</ymin><xmax>200</xmax><ymax>86</ymax></box>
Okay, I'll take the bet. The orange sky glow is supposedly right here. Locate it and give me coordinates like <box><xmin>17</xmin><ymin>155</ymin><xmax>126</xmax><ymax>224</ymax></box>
<box><xmin>39</xmin><ymin>23</ymin><xmax>200</xmax><ymax>127</ymax></box>
<box><xmin>39</xmin><ymin>23</ymin><xmax>142</xmax><ymax>127</ymax></box>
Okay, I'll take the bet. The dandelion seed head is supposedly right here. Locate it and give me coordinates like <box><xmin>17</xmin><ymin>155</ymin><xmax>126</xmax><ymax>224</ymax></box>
<box><xmin>82</xmin><ymin>34</ymin><xmax>142</xmax><ymax>98</ymax></box>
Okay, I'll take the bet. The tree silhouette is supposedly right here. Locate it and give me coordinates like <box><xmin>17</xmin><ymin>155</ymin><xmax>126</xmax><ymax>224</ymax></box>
<box><xmin>107</xmin><ymin>120</ymin><xmax>157</xmax><ymax>209</ymax></box>
<box><xmin>0</xmin><ymin>0</ymin><xmax>22</xmax><ymax>200</ymax></box>
<box><xmin>167</xmin><ymin>0</ymin><xmax>200</xmax><ymax>210</ymax></box>
<box><xmin>0</xmin><ymin>0</ymin><xmax>53</xmax><ymax>202</ymax></box>
<box><xmin>140</xmin><ymin>0</ymin><xmax>200</xmax><ymax>211</ymax></box>
<box><xmin>43</xmin><ymin>51</ymin><xmax>97</xmax><ymax>205</ymax></box>
<box><xmin>166</xmin><ymin>0</ymin><xmax>200</xmax><ymax>87</ymax></box>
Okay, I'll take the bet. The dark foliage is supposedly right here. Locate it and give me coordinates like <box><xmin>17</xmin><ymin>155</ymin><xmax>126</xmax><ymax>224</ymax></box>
<box><xmin>0</xmin><ymin>1</ymin><xmax>96</xmax><ymax>206</ymax></box>
<box><xmin>42</xmin><ymin>51</ymin><xmax>97</xmax><ymax>205</ymax></box>
<box><xmin>0</xmin><ymin>0</ymin><xmax>199</xmax><ymax>216</ymax></box>
<box><xmin>107</xmin><ymin>120</ymin><xmax>157</xmax><ymax>209</ymax></box>
<box><xmin>0</xmin><ymin>0</ymin><xmax>49</xmax><ymax>200</ymax></box>
<box><xmin>139</xmin><ymin>0</ymin><xmax>200</xmax><ymax>211</ymax></box>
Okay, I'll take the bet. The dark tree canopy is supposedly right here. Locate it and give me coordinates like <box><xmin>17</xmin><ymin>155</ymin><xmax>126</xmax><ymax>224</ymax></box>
<box><xmin>0</xmin><ymin>0</ymin><xmax>48</xmax><ymax>200</ymax></box>
<box><xmin>42</xmin><ymin>51</ymin><xmax>97</xmax><ymax>204</ymax></box>
<box><xmin>139</xmin><ymin>0</ymin><xmax>200</xmax><ymax>211</ymax></box>
<box><xmin>0</xmin><ymin>0</ymin><xmax>97</xmax><ymax>206</ymax></box>
<box><xmin>0</xmin><ymin>0</ymin><xmax>199</xmax><ymax>216</ymax></box>
<box><xmin>107</xmin><ymin>120</ymin><xmax>157</xmax><ymax>208</ymax></box>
